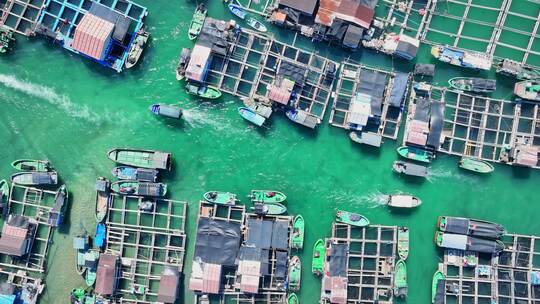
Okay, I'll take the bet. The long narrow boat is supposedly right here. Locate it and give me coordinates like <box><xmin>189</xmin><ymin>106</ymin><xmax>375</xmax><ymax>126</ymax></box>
<box><xmin>437</xmin><ymin>216</ymin><xmax>505</xmax><ymax>239</ymax></box>
<box><xmin>11</xmin><ymin>159</ymin><xmax>51</xmax><ymax>172</ymax></box>
<box><xmin>11</xmin><ymin>171</ymin><xmax>58</xmax><ymax>186</ymax></box>
<box><xmin>387</xmin><ymin>195</ymin><xmax>422</xmax><ymax>208</ymax></box>
<box><xmin>95</xmin><ymin>177</ymin><xmax>110</xmax><ymax>223</ymax></box>
<box><xmin>435</xmin><ymin>231</ymin><xmax>505</xmax><ymax>254</ymax></box>
<box><xmin>286</xmin><ymin>110</ymin><xmax>320</xmax><ymax>129</ymax></box>
<box><xmin>188</xmin><ymin>4</ymin><xmax>207</xmax><ymax>40</ymax></box>
<box><xmin>203</xmin><ymin>191</ymin><xmax>238</xmax><ymax>206</ymax></box>
<box><xmin>125</xmin><ymin>29</ymin><xmax>149</xmax><ymax>69</ymax></box>
<box><xmin>0</xmin><ymin>180</ymin><xmax>9</xmax><ymax>214</ymax></box>
<box><xmin>149</xmin><ymin>104</ymin><xmax>183</xmax><ymax>119</ymax></box>
<box><xmin>186</xmin><ymin>83</ymin><xmax>222</xmax><ymax>99</ymax></box>
<box><xmin>392</xmin><ymin>161</ymin><xmax>428</xmax><ymax>178</ymax></box>
<box><xmin>397</xmin><ymin>227</ymin><xmax>409</xmax><ymax>261</ymax></box>
<box><xmin>312</xmin><ymin>239</ymin><xmax>325</xmax><ymax>275</ymax></box>
<box><xmin>73</xmin><ymin>232</ymin><xmax>89</xmax><ymax>275</ymax></box>
<box><xmin>263</xmin><ymin>202</ymin><xmax>287</xmax><ymax>215</ymax></box>
<box><xmin>432</xmin><ymin>270</ymin><xmax>444</xmax><ymax>303</ymax></box>
<box><xmin>496</xmin><ymin>59</ymin><xmax>540</xmax><ymax>80</ymax></box>
<box><xmin>288</xmin><ymin>256</ymin><xmax>301</xmax><ymax>291</ymax></box>
<box><xmin>335</xmin><ymin>210</ymin><xmax>369</xmax><ymax>227</ymax></box>
<box><xmin>107</xmin><ymin>148</ymin><xmax>172</xmax><ymax>171</ymax></box>
<box><xmin>112</xmin><ymin>166</ymin><xmax>159</xmax><ymax>182</ymax></box>
<box><xmin>291</xmin><ymin>215</ymin><xmax>305</xmax><ymax>249</ymax></box>
<box><xmin>228</xmin><ymin>4</ymin><xmax>247</xmax><ymax>19</ymax></box>
<box><xmin>48</xmin><ymin>185</ymin><xmax>67</xmax><ymax>227</ymax></box>
<box><xmin>176</xmin><ymin>48</ymin><xmax>191</xmax><ymax>81</ymax></box>
<box><xmin>110</xmin><ymin>181</ymin><xmax>167</xmax><ymax>197</ymax></box>
<box><xmin>397</xmin><ymin>146</ymin><xmax>432</xmax><ymax>163</ymax></box>
<box><xmin>249</xmin><ymin>190</ymin><xmax>286</xmax><ymax>203</ymax></box>
<box><xmin>431</xmin><ymin>45</ymin><xmax>492</xmax><ymax>70</ymax></box>
<box><xmin>287</xmin><ymin>293</ymin><xmax>299</xmax><ymax>304</ymax></box>
<box><xmin>448</xmin><ymin>77</ymin><xmax>496</xmax><ymax>93</ymax></box>
<box><xmin>84</xmin><ymin>250</ymin><xmax>100</xmax><ymax>286</ymax></box>
<box><xmin>94</xmin><ymin>223</ymin><xmax>106</xmax><ymax>249</ymax></box>
<box><xmin>238</xmin><ymin>107</ymin><xmax>266</xmax><ymax>127</ymax></box>
<box><xmin>393</xmin><ymin>260</ymin><xmax>407</xmax><ymax>297</ymax></box>
<box><xmin>514</xmin><ymin>80</ymin><xmax>540</xmax><ymax>102</ymax></box>
<box><xmin>459</xmin><ymin>157</ymin><xmax>494</xmax><ymax>174</ymax></box>
<box><xmin>247</xmin><ymin>18</ymin><xmax>267</xmax><ymax>32</ymax></box>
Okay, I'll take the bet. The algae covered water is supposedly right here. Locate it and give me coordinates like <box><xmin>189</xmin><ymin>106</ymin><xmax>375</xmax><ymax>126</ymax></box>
<box><xmin>1</xmin><ymin>1</ymin><xmax>539</xmax><ymax>303</ymax></box>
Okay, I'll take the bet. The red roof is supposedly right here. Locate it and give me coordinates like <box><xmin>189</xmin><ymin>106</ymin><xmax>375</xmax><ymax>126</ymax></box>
<box><xmin>202</xmin><ymin>263</ymin><xmax>221</xmax><ymax>294</ymax></box>
<box><xmin>406</xmin><ymin>131</ymin><xmax>427</xmax><ymax>146</ymax></box>
<box><xmin>72</xmin><ymin>14</ymin><xmax>114</xmax><ymax>60</ymax></box>
<box><xmin>516</xmin><ymin>146</ymin><xmax>538</xmax><ymax>167</ymax></box>
<box><xmin>267</xmin><ymin>84</ymin><xmax>291</xmax><ymax>105</ymax></box>
<box><xmin>240</xmin><ymin>274</ymin><xmax>260</xmax><ymax>293</ymax></box>
<box><xmin>316</xmin><ymin>0</ymin><xmax>374</xmax><ymax>28</ymax></box>
<box><xmin>329</xmin><ymin>276</ymin><xmax>347</xmax><ymax>304</ymax></box>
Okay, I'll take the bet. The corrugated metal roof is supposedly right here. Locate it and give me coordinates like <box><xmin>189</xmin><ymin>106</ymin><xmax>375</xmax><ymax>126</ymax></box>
<box><xmin>185</xmin><ymin>44</ymin><xmax>212</xmax><ymax>82</ymax></box>
<box><xmin>329</xmin><ymin>276</ymin><xmax>347</xmax><ymax>304</ymax></box>
<box><xmin>202</xmin><ymin>263</ymin><xmax>221</xmax><ymax>294</ymax></box>
<box><xmin>238</xmin><ymin>260</ymin><xmax>261</xmax><ymax>276</ymax></box>
<box><xmin>95</xmin><ymin>254</ymin><xmax>118</xmax><ymax>295</ymax></box>
<box><xmin>267</xmin><ymin>85</ymin><xmax>292</xmax><ymax>104</ymax></box>
<box><xmin>516</xmin><ymin>146</ymin><xmax>538</xmax><ymax>167</ymax></box>
<box><xmin>240</xmin><ymin>274</ymin><xmax>260</xmax><ymax>294</ymax></box>
<box><xmin>406</xmin><ymin>131</ymin><xmax>427</xmax><ymax>146</ymax></box>
<box><xmin>278</xmin><ymin>0</ymin><xmax>319</xmax><ymax>16</ymax></box>
<box><xmin>317</xmin><ymin>0</ymin><xmax>374</xmax><ymax>28</ymax></box>
<box><xmin>72</xmin><ymin>13</ymin><xmax>114</xmax><ymax>60</ymax></box>
<box><xmin>316</xmin><ymin>0</ymin><xmax>340</xmax><ymax>26</ymax></box>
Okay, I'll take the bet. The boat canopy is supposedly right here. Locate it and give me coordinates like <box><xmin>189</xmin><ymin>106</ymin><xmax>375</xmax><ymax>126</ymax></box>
<box><xmin>194</xmin><ymin>218</ymin><xmax>241</xmax><ymax>266</ymax></box>
<box><xmin>440</xmin><ymin>233</ymin><xmax>504</xmax><ymax>253</ymax></box>
<box><xmin>390</xmin><ymin>195</ymin><xmax>417</xmax><ymax>207</ymax></box>
<box><xmin>151</xmin><ymin>152</ymin><xmax>171</xmax><ymax>170</ymax></box>
<box><xmin>95</xmin><ymin>179</ymin><xmax>108</xmax><ymax>191</ymax></box>
<box><xmin>156</xmin><ymin>104</ymin><xmax>182</xmax><ymax>118</ymax></box>
<box><xmin>136</xmin><ymin>169</ymin><xmax>159</xmax><ymax>182</ymax></box>
<box><xmin>354</xmin><ymin>132</ymin><xmax>382</xmax><ymax>147</ymax></box>
<box><xmin>414</xmin><ymin>64</ymin><xmax>435</xmax><ymax>77</ymax></box>
<box><xmin>275</xmin><ymin>251</ymin><xmax>288</xmax><ymax>279</ymax></box>
<box><xmin>439</xmin><ymin>233</ymin><xmax>468</xmax><ymax>250</ymax></box>
<box><xmin>328</xmin><ymin>243</ymin><xmax>348</xmax><ymax>277</ymax></box>
<box><xmin>389</xmin><ymin>73</ymin><xmax>409</xmax><ymax>107</ymax></box>
<box><xmin>426</xmin><ymin>101</ymin><xmax>445</xmax><ymax>149</ymax></box>
<box><xmin>288</xmin><ymin>110</ymin><xmax>319</xmax><ymax>129</ymax></box>
<box><xmin>443</xmin><ymin>217</ymin><xmax>505</xmax><ymax>239</ymax></box>
<box><xmin>399</xmin><ymin>162</ymin><xmax>427</xmax><ymax>177</ymax></box>
<box><xmin>472</xmin><ymin>78</ymin><xmax>496</xmax><ymax>91</ymax></box>
<box><xmin>138</xmin><ymin>183</ymin><xmax>164</xmax><ymax>197</ymax></box>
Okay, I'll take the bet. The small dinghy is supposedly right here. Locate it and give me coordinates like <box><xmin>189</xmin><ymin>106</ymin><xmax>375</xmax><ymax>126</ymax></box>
<box><xmin>125</xmin><ymin>29</ymin><xmax>149</xmax><ymax>69</ymax></box>
<box><xmin>203</xmin><ymin>191</ymin><xmax>238</xmax><ymax>205</ymax></box>
<box><xmin>335</xmin><ymin>210</ymin><xmax>369</xmax><ymax>227</ymax></box>
<box><xmin>149</xmin><ymin>103</ymin><xmax>183</xmax><ymax>119</ymax></box>
<box><xmin>188</xmin><ymin>4</ymin><xmax>207</xmax><ymax>40</ymax></box>
<box><xmin>11</xmin><ymin>171</ymin><xmax>58</xmax><ymax>186</ymax></box>
<box><xmin>12</xmin><ymin>159</ymin><xmax>52</xmax><ymax>172</ymax></box>
<box><xmin>247</xmin><ymin>18</ymin><xmax>267</xmax><ymax>32</ymax></box>
<box><xmin>288</xmin><ymin>256</ymin><xmax>301</xmax><ymax>291</ymax></box>
<box><xmin>112</xmin><ymin>166</ymin><xmax>159</xmax><ymax>182</ymax></box>
<box><xmin>311</xmin><ymin>239</ymin><xmax>325</xmax><ymax>275</ymax></box>
<box><xmin>228</xmin><ymin>3</ymin><xmax>246</xmax><ymax>19</ymax></box>
<box><xmin>186</xmin><ymin>83</ymin><xmax>222</xmax><ymax>99</ymax></box>
<box><xmin>290</xmin><ymin>215</ymin><xmax>304</xmax><ymax>249</ymax></box>
<box><xmin>387</xmin><ymin>194</ymin><xmax>422</xmax><ymax>208</ymax></box>
<box><xmin>249</xmin><ymin>190</ymin><xmax>286</xmax><ymax>203</ymax></box>
<box><xmin>238</xmin><ymin>107</ymin><xmax>266</xmax><ymax>126</ymax></box>
<box><xmin>459</xmin><ymin>157</ymin><xmax>494</xmax><ymax>174</ymax></box>
<box><xmin>252</xmin><ymin>202</ymin><xmax>287</xmax><ymax>215</ymax></box>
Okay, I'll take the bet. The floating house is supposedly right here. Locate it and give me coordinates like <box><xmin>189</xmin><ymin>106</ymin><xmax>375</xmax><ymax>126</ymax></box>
<box><xmin>185</xmin><ymin>44</ymin><xmax>212</xmax><ymax>83</ymax></box>
<box><xmin>0</xmin><ymin>215</ymin><xmax>36</xmax><ymax>257</ymax></box>
<box><xmin>157</xmin><ymin>266</ymin><xmax>180</xmax><ymax>304</ymax></box>
<box><xmin>34</xmin><ymin>0</ymin><xmax>148</xmax><ymax>72</ymax></box>
<box><xmin>95</xmin><ymin>253</ymin><xmax>119</xmax><ymax>296</ymax></box>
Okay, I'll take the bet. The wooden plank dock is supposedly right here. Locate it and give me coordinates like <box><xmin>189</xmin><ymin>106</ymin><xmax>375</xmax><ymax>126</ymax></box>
<box><xmin>104</xmin><ymin>194</ymin><xmax>187</xmax><ymax>303</ymax></box>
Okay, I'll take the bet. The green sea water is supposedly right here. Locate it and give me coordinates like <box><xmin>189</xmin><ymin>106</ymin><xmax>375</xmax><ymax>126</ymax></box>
<box><xmin>1</xmin><ymin>1</ymin><xmax>539</xmax><ymax>303</ymax></box>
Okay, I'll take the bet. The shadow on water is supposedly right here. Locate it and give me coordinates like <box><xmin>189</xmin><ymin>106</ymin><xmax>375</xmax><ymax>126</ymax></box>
<box><xmin>57</xmin><ymin>190</ymin><xmax>73</xmax><ymax>235</ymax></box>
<box><xmin>350</xmin><ymin>141</ymin><xmax>381</xmax><ymax>159</ymax></box>
<box><xmin>511</xmin><ymin>166</ymin><xmax>531</xmax><ymax>179</ymax></box>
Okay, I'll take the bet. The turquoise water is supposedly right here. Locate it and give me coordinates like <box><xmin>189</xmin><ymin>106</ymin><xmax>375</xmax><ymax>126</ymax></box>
<box><xmin>0</xmin><ymin>1</ymin><xmax>539</xmax><ymax>303</ymax></box>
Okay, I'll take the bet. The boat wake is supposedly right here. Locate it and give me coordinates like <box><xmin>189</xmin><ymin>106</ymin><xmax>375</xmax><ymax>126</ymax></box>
<box><xmin>0</xmin><ymin>74</ymin><xmax>100</xmax><ymax>124</ymax></box>
<box><xmin>182</xmin><ymin>107</ymin><xmax>231</xmax><ymax>131</ymax></box>
<box><xmin>360</xmin><ymin>191</ymin><xmax>390</xmax><ymax>208</ymax></box>
<box><xmin>331</xmin><ymin>190</ymin><xmax>389</xmax><ymax>209</ymax></box>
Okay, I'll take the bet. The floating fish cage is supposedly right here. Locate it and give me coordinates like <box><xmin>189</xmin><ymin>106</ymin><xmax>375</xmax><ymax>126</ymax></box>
<box><xmin>437</xmin><ymin>233</ymin><xmax>540</xmax><ymax>304</ymax></box>
<box><xmin>320</xmin><ymin>223</ymin><xmax>402</xmax><ymax>304</ymax></box>
<box><xmin>102</xmin><ymin>194</ymin><xmax>187</xmax><ymax>303</ymax></box>
<box><xmin>189</xmin><ymin>201</ymin><xmax>293</xmax><ymax>303</ymax></box>
<box><xmin>34</xmin><ymin>0</ymin><xmax>148</xmax><ymax>72</ymax></box>
<box><xmin>0</xmin><ymin>0</ymin><xmax>47</xmax><ymax>36</ymax></box>
<box><xmin>330</xmin><ymin>60</ymin><xmax>410</xmax><ymax>142</ymax></box>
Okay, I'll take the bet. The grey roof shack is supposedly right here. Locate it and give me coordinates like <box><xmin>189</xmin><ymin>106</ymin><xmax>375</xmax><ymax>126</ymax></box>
<box><xmin>279</xmin><ymin>0</ymin><xmax>319</xmax><ymax>16</ymax></box>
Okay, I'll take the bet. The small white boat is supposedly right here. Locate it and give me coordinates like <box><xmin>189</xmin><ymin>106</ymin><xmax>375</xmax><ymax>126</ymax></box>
<box><xmin>247</xmin><ymin>18</ymin><xmax>267</xmax><ymax>33</ymax></box>
<box><xmin>387</xmin><ymin>194</ymin><xmax>422</xmax><ymax>208</ymax></box>
<box><xmin>125</xmin><ymin>29</ymin><xmax>149</xmax><ymax>69</ymax></box>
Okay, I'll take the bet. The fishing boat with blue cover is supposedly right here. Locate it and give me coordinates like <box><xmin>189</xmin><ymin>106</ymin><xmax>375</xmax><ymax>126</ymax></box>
<box><xmin>228</xmin><ymin>4</ymin><xmax>247</xmax><ymax>19</ymax></box>
<box><xmin>238</xmin><ymin>107</ymin><xmax>266</xmax><ymax>126</ymax></box>
<box><xmin>111</xmin><ymin>181</ymin><xmax>167</xmax><ymax>197</ymax></box>
<box><xmin>188</xmin><ymin>4</ymin><xmax>207</xmax><ymax>40</ymax></box>
<box><xmin>94</xmin><ymin>223</ymin><xmax>106</xmax><ymax>249</ymax></box>
<box><xmin>438</xmin><ymin>216</ymin><xmax>505</xmax><ymax>239</ymax></box>
<box><xmin>48</xmin><ymin>185</ymin><xmax>67</xmax><ymax>227</ymax></box>
<box><xmin>431</xmin><ymin>45</ymin><xmax>492</xmax><ymax>70</ymax></box>
<box><xmin>286</xmin><ymin>109</ymin><xmax>320</xmax><ymax>129</ymax></box>
<box><xmin>112</xmin><ymin>166</ymin><xmax>159</xmax><ymax>182</ymax></box>
<box><xmin>448</xmin><ymin>77</ymin><xmax>496</xmax><ymax>93</ymax></box>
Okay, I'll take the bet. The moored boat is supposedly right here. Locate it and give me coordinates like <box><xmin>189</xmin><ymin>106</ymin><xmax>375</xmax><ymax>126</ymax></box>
<box><xmin>107</xmin><ymin>148</ymin><xmax>172</xmax><ymax>171</ymax></box>
<box><xmin>112</xmin><ymin>166</ymin><xmax>159</xmax><ymax>182</ymax></box>
<box><xmin>94</xmin><ymin>223</ymin><xmax>106</xmax><ymax>249</ymax></box>
<box><xmin>11</xmin><ymin>159</ymin><xmax>51</xmax><ymax>172</ymax></box>
<box><xmin>249</xmin><ymin>190</ymin><xmax>286</xmax><ymax>203</ymax></box>
<box><xmin>110</xmin><ymin>181</ymin><xmax>167</xmax><ymax>197</ymax></box>
<box><xmin>149</xmin><ymin>104</ymin><xmax>183</xmax><ymax>119</ymax></box>
<box><xmin>312</xmin><ymin>239</ymin><xmax>325</xmax><ymax>275</ymax></box>
<box><xmin>203</xmin><ymin>191</ymin><xmax>238</xmax><ymax>205</ymax></box>
<box><xmin>335</xmin><ymin>210</ymin><xmax>369</xmax><ymax>227</ymax></box>
<box><xmin>11</xmin><ymin>171</ymin><xmax>58</xmax><ymax>186</ymax></box>
<box><xmin>124</xmin><ymin>29</ymin><xmax>149</xmax><ymax>69</ymax></box>
<box><xmin>349</xmin><ymin>131</ymin><xmax>383</xmax><ymax>147</ymax></box>
<box><xmin>435</xmin><ymin>231</ymin><xmax>505</xmax><ymax>254</ymax></box>
<box><xmin>188</xmin><ymin>4</ymin><xmax>207</xmax><ymax>40</ymax></box>
<box><xmin>84</xmin><ymin>250</ymin><xmax>100</xmax><ymax>287</ymax></box>
<box><xmin>0</xmin><ymin>27</ymin><xmax>15</xmax><ymax>54</ymax></box>
<box><xmin>432</xmin><ymin>270</ymin><xmax>444</xmax><ymax>303</ymax></box>
<box><xmin>393</xmin><ymin>260</ymin><xmax>407</xmax><ymax>297</ymax></box>
<box><xmin>286</xmin><ymin>110</ymin><xmax>320</xmax><ymax>129</ymax></box>
<box><xmin>73</xmin><ymin>233</ymin><xmax>89</xmax><ymax>276</ymax></box>
<box><xmin>186</xmin><ymin>83</ymin><xmax>222</xmax><ymax>99</ymax></box>
<box><xmin>448</xmin><ymin>77</ymin><xmax>496</xmax><ymax>93</ymax></box>
<box><xmin>238</xmin><ymin>107</ymin><xmax>266</xmax><ymax>127</ymax></box>
<box><xmin>397</xmin><ymin>146</ymin><xmax>432</xmax><ymax>163</ymax></box>
<box><xmin>496</xmin><ymin>59</ymin><xmax>540</xmax><ymax>80</ymax></box>
<box><xmin>459</xmin><ymin>157</ymin><xmax>494</xmax><ymax>174</ymax></box>
<box><xmin>288</xmin><ymin>256</ymin><xmax>301</xmax><ymax>291</ymax></box>
<box><xmin>0</xmin><ymin>179</ymin><xmax>9</xmax><ymax>217</ymax></box>
<box><xmin>228</xmin><ymin>3</ymin><xmax>247</xmax><ymax>19</ymax></box>
<box><xmin>287</xmin><ymin>293</ymin><xmax>299</xmax><ymax>304</ymax></box>
<box><xmin>437</xmin><ymin>216</ymin><xmax>505</xmax><ymax>239</ymax></box>
<box><xmin>392</xmin><ymin>161</ymin><xmax>428</xmax><ymax>178</ymax></box>
<box><xmin>247</xmin><ymin>18</ymin><xmax>267</xmax><ymax>32</ymax></box>
<box><xmin>263</xmin><ymin>202</ymin><xmax>287</xmax><ymax>215</ymax></box>
<box><xmin>397</xmin><ymin>227</ymin><xmax>409</xmax><ymax>261</ymax></box>
<box><xmin>176</xmin><ymin>48</ymin><xmax>191</xmax><ymax>81</ymax></box>
<box><xmin>48</xmin><ymin>184</ymin><xmax>67</xmax><ymax>227</ymax></box>
<box><xmin>387</xmin><ymin>195</ymin><xmax>422</xmax><ymax>208</ymax></box>
<box><xmin>291</xmin><ymin>215</ymin><xmax>304</xmax><ymax>249</ymax></box>
<box><xmin>94</xmin><ymin>177</ymin><xmax>110</xmax><ymax>223</ymax></box>
<box><xmin>431</xmin><ymin>45</ymin><xmax>492</xmax><ymax>70</ymax></box>
<box><xmin>514</xmin><ymin>80</ymin><xmax>540</xmax><ymax>102</ymax></box>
